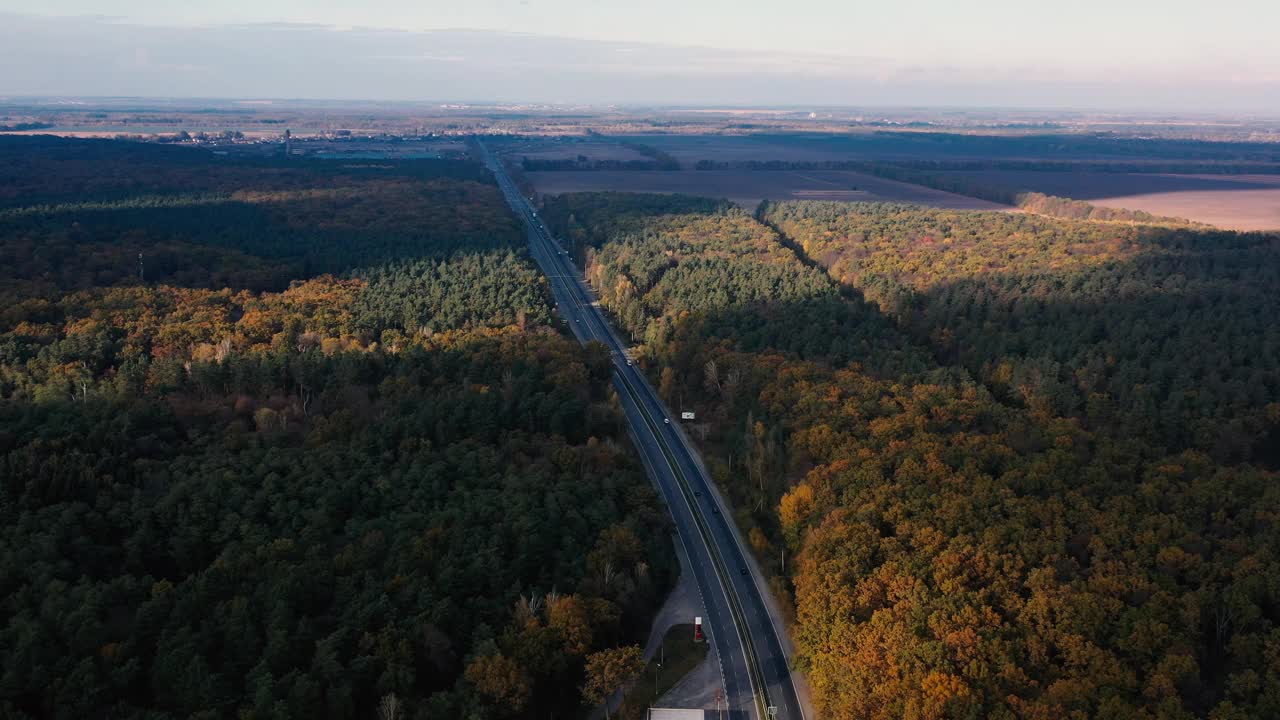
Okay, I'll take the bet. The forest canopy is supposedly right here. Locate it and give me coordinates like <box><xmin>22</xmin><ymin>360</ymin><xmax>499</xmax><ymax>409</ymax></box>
<box><xmin>0</xmin><ymin>138</ymin><xmax>674</xmax><ymax>720</ymax></box>
<box><xmin>544</xmin><ymin>192</ymin><xmax>1280</xmax><ymax>720</ymax></box>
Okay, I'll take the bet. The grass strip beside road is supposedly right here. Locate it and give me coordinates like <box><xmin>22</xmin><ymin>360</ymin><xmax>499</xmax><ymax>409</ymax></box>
<box><xmin>619</xmin><ymin>624</ymin><xmax>710</xmax><ymax>720</ymax></box>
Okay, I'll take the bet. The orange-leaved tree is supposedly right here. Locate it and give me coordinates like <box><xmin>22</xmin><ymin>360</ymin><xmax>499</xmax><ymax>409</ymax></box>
<box><xmin>581</xmin><ymin>645</ymin><xmax>645</xmax><ymax>719</ymax></box>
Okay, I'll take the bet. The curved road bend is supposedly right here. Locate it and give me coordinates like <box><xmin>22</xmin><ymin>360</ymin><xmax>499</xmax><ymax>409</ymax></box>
<box><xmin>477</xmin><ymin>141</ymin><xmax>805</xmax><ymax>720</ymax></box>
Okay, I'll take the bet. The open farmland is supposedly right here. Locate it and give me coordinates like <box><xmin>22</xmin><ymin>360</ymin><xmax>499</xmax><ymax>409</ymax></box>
<box><xmin>504</xmin><ymin>137</ymin><xmax>654</xmax><ymax>162</ymax></box>
<box><xmin>525</xmin><ymin>169</ymin><xmax>1006</xmax><ymax>210</ymax></box>
<box><xmin>613</xmin><ymin>131</ymin><xmax>1280</xmax><ymax>167</ymax></box>
<box><xmin>612</xmin><ymin>134</ymin><xmax>865</xmax><ymax>165</ymax></box>
<box><xmin>939</xmin><ymin>170</ymin><xmax>1280</xmax><ymax>230</ymax></box>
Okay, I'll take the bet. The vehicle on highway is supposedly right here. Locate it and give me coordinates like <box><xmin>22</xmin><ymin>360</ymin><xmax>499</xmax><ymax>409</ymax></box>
<box><xmin>481</xmin><ymin>141</ymin><xmax>801</xmax><ymax>720</ymax></box>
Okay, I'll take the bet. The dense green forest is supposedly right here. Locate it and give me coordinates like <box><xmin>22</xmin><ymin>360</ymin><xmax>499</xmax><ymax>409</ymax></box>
<box><xmin>0</xmin><ymin>138</ymin><xmax>674</xmax><ymax>719</ymax></box>
<box><xmin>762</xmin><ymin>201</ymin><xmax>1280</xmax><ymax>466</ymax></box>
<box><xmin>543</xmin><ymin>192</ymin><xmax>1280</xmax><ymax>719</ymax></box>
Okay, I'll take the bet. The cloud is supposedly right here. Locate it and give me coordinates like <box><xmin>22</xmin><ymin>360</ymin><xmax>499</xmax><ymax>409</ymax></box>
<box><xmin>0</xmin><ymin>12</ymin><xmax>1277</xmax><ymax>113</ymax></box>
<box><xmin>367</xmin><ymin>54</ymin><xmax>467</xmax><ymax>63</ymax></box>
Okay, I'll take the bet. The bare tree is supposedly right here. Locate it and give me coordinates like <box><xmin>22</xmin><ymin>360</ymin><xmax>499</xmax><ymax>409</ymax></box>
<box><xmin>214</xmin><ymin>336</ymin><xmax>233</xmax><ymax>363</ymax></box>
<box><xmin>704</xmin><ymin>359</ymin><xmax>721</xmax><ymax>395</ymax></box>
<box><xmin>378</xmin><ymin>693</ymin><xmax>400</xmax><ymax>720</ymax></box>
<box><xmin>723</xmin><ymin>366</ymin><xmax>742</xmax><ymax>405</ymax></box>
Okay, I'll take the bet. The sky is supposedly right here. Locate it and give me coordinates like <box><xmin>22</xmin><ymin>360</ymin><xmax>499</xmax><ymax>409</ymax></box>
<box><xmin>2</xmin><ymin>1</ymin><xmax>1279</xmax><ymax>112</ymax></box>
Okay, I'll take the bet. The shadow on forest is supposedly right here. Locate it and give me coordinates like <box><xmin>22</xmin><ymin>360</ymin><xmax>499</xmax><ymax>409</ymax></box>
<box><xmin>652</xmin><ymin>285</ymin><xmax>1280</xmax><ymax>720</ymax></box>
<box><xmin>0</xmin><ymin>135</ymin><xmax>512</xmax><ymax>297</ymax></box>
<box><xmin>0</xmin><ymin>135</ymin><xmax>491</xmax><ymax>209</ymax></box>
<box><xmin>0</xmin><ymin>188</ymin><xmax>518</xmax><ymax>298</ymax></box>
<box><xmin>0</xmin><ymin>332</ymin><xmax>674</xmax><ymax>718</ymax></box>
<box><xmin>599</xmin><ymin>195</ymin><xmax>1280</xmax><ymax>472</ymax></box>
<box><xmin>1</xmin><ymin>136</ymin><xmax>679</xmax><ymax>719</ymax></box>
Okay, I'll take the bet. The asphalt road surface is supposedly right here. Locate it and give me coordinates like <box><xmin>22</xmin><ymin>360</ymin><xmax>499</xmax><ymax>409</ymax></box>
<box><xmin>477</xmin><ymin>141</ymin><xmax>805</xmax><ymax>720</ymax></box>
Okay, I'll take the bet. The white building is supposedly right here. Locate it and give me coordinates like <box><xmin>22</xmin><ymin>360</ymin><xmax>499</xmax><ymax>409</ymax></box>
<box><xmin>649</xmin><ymin>710</ymin><xmax>707</xmax><ymax>720</ymax></box>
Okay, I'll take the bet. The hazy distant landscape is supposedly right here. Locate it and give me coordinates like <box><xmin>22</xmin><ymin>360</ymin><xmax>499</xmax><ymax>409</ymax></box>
<box><xmin>484</xmin><ymin>128</ymin><xmax>1280</xmax><ymax>228</ymax></box>
<box><xmin>5</xmin><ymin>101</ymin><xmax>1278</xmax><ymax>228</ymax></box>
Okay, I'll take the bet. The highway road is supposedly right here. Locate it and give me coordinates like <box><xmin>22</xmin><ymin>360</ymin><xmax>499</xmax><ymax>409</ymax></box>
<box><xmin>477</xmin><ymin>141</ymin><xmax>805</xmax><ymax>720</ymax></box>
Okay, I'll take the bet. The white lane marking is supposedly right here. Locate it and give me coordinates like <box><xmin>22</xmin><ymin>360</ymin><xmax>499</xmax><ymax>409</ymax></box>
<box><xmin>623</xmin><ymin>421</ymin><xmax>731</xmax><ymax>709</ymax></box>
<box><xmin>490</xmin><ymin>148</ymin><xmax>766</xmax><ymax>720</ymax></box>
